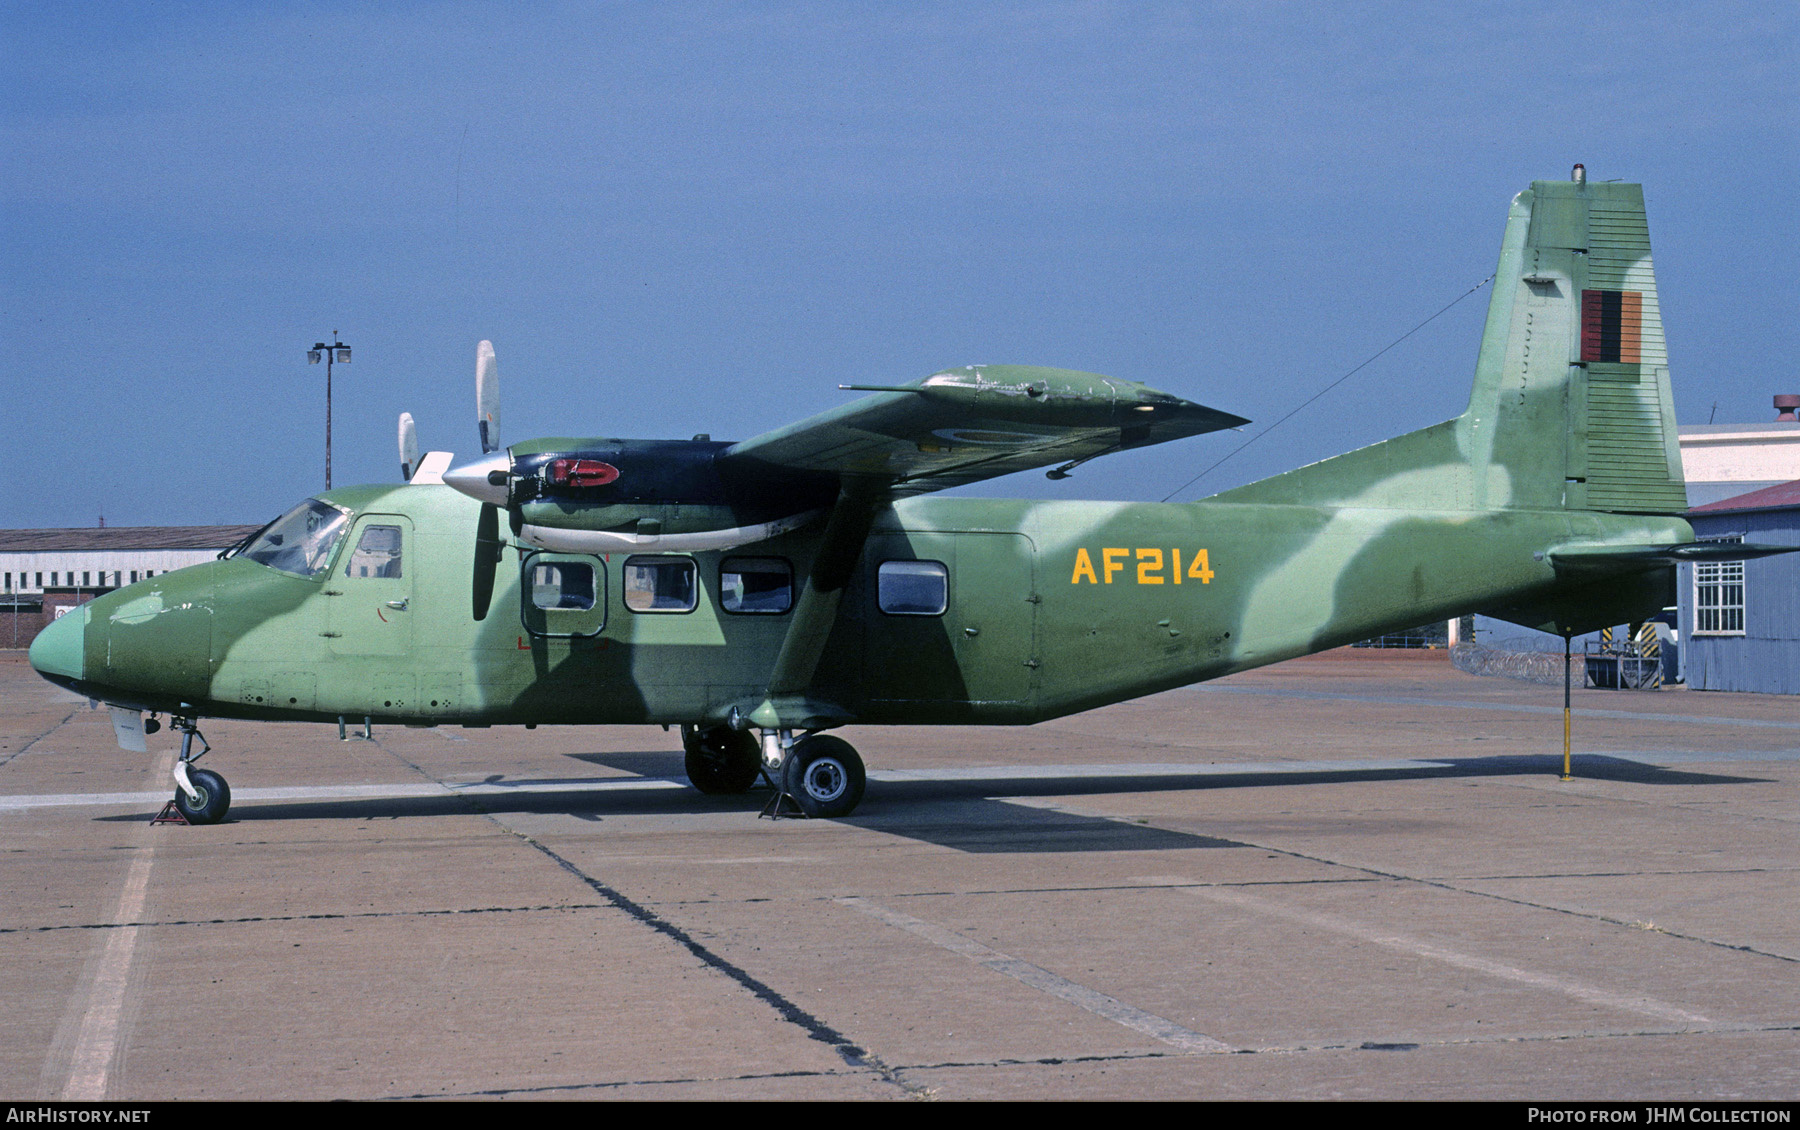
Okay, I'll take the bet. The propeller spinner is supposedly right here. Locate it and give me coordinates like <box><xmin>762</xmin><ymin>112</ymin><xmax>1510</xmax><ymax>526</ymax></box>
<box><xmin>441</xmin><ymin>451</ymin><xmax>511</xmax><ymax>506</ymax></box>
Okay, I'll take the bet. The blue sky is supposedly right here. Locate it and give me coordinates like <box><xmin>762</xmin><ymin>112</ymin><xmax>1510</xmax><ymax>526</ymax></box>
<box><xmin>3</xmin><ymin>2</ymin><xmax>1794</xmax><ymax>527</ymax></box>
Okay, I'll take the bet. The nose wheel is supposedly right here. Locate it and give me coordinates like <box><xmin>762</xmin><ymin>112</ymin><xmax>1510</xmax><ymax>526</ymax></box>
<box><xmin>157</xmin><ymin>719</ymin><xmax>232</xmax><ymax>825</ymax></box>
<box><xmin>172</xmin><ymin>767</ymin><xmax>231</xmax><ymax>824</ymax></box>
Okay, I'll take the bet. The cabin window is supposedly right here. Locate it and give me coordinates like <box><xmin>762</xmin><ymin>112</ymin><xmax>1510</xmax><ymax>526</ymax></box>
<box><xmin>344</xmin><ymin>524</ymin><xmax>404</xmax><ymax>579</ymax></box>
<box><xmin>1693</xmin><ymin>537</ymin><xmax>1745</xmax><ymax>636</ymax></box>
<box><xmin>520</xmin><ymin>552</ymin><xmax>607</xmax><ymax>637</ymax></box>
<box><xmin>624</xmin><ymin>556</ymin><xmax>698</xmax><ymax>613</ymax></box>
<box><xmin>720</xmin><ymin>557</ymin><xmax>792</xmax><ymax>614</ymax></box>
<box><xmin>877</xmin><ymin>560</ymin><xmax>948</xmax><ymax>616</ymax></box>
<box><xmin>530</xmin><ymin>561</ymin><xmax>596</xmax><ymax>611</ymax></box>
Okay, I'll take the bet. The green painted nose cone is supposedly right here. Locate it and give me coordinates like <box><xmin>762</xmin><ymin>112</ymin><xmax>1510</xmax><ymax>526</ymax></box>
<box><xmin>29</xmin><ymin>605</ymin><xmax>86</xmax><ymax>683</ymax></box>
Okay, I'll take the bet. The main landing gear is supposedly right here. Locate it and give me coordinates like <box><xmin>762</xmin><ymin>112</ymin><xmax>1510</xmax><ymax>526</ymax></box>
<box><xmin>678</xmin><ymin>724</ymin><xmax>866</xmax><ymax>818</ymax></box>
<box><xmin>163</xmin><ymin>718</ymin><xmax>231</xmax><ymax>825</ymax></box>
<box><xmin>780</xmin><ymin>734</ymin><xmax>866</xmax><ymax>819</ymax></box>
<box><xmin>680</xmin><ymin>724</ymin><xmax>762</xmax><ymax>794</ymax></box>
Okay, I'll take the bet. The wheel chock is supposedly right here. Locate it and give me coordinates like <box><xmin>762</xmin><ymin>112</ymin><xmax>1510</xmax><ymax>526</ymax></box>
<box><xmin>756</xmin><ymin>764</ymin><xmax>808</xmax><ymax>820</ymax></box>
<box><xmin>759</xmin><ymin>789</ymin><xmax>809</xmax><ymax>819</ymax></box>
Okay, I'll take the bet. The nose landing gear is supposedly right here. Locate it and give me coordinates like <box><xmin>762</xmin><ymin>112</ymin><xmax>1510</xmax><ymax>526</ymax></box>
<box><xmin>158</xmin><ymin>718</ymin><xmax>231</xmax><ymax>825</ymax></box>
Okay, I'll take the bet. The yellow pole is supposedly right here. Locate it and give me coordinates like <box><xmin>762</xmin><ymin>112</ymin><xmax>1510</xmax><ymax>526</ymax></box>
<box><xmin>1561</xmin><ymin>633</ymin><xmax>1573</xmax><ymax>781</ymax></box>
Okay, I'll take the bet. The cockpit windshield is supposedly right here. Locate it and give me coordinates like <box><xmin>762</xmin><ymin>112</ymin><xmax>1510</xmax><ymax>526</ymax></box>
<box><xmin>237</xmin><ymin>498</ymin><xmax>352</xmax><ymax>578</ymax></box>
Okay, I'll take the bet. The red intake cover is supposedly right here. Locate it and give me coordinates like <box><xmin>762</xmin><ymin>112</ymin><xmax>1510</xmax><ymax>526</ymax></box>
<box><xmin>546</xmin><ymin>458</ymin><xmax>621</xmax><ymax>488</ymax></box>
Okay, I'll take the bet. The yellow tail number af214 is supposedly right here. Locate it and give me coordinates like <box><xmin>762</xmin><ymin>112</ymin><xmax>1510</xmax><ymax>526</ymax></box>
<box><xmin>1071</xmin><ymin>548</ymin><xmax>1214</xmax><ymax>585</ymax></box>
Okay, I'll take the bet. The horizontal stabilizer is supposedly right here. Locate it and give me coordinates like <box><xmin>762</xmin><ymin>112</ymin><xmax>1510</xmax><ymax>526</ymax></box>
<box><xmin>1549</xmin><ymin>541</ymin><xmax>1799</xmax><ymax>572</ymax></box>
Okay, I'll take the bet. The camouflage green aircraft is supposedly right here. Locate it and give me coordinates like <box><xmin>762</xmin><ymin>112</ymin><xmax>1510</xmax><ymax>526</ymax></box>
<box><xmin>29</xmin><ymin>174</ymin><xmax>1773</xmax><ymax>824</ymax></box>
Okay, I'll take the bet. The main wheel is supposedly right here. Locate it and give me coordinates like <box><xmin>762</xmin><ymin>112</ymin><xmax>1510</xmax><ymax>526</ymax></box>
<box><xmin>682</xmin><ymin>725</ymin><xmax>762</xmax><ymax>795</ymax></box>
<box><xmin>173</xmin><ymin>768</ymin><xmax>231</xmax><ymax>825</ymax></box>
<box><xmin>782</xmin><ymin>735</ymin><xmax>865</xmax><ymax>819</ymax></box>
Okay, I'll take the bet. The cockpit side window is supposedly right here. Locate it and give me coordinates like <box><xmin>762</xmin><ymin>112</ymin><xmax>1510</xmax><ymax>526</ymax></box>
<box><xmin>240</xmin><ymin>499</ymin><xmax>352</xmax><ymax>578</ymax></box>
<box><xmin>345</xmin><ymin>524</ymin><xmax>403</xmax><ymax>579</ymax></box>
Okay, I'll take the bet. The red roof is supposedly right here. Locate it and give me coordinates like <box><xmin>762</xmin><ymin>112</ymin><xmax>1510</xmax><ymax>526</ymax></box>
<box><xmin>1690</xmin><ymin>479</ymin><xmax>1800</xmax><ymax>514</ymax></box>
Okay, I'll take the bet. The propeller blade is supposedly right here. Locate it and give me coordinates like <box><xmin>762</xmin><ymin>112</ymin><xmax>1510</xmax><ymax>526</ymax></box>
<box><xmin>476</xmin><ymin>340</ymin><xmax>500</xmax><ymax>454</ymax></box>
<box><xmin>398</xmin><ymin>412</ymin><xmax>419</xmax><ymax>481</ymax></box>
<box><xmin>472</xmin><ymin>502</ymin><xmax>502</xmax><ymax>621</ymax></box>
<box><xmin>466</xmin><ymin>340</ymin><xmax>506</xmax><ymax>619</ymax></box>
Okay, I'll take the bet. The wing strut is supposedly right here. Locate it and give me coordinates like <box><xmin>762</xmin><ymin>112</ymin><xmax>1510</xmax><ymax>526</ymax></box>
<box><xmin>742</xmin><ymin>480</ymin><xmax>885</xmax><ymax>730</ymax></box>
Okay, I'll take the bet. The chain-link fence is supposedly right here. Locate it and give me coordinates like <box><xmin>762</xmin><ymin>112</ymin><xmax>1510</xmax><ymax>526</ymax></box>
<box><xmin>1453</xmin><ymin>641</ymin><xmax>1666</xmax><ymax>689</ymax></box>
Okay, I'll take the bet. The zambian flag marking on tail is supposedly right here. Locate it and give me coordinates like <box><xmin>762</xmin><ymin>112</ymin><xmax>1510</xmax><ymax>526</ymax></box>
<box><xmin>1581</xmin><ymin>290</ymin><xmax>1644</xmax><ymax>363</ymax></box>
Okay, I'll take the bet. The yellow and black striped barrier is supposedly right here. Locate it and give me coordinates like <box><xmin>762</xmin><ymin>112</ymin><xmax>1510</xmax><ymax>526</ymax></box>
<box><xmin>1634</xmin><ymin>622</ymin><xmax>1663</xmax><ymax>689</ymax></box>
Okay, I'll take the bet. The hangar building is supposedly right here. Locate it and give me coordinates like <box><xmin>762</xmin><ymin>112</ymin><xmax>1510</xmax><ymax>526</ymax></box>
<box><xmin>1</xmin><ymin>525</ymin><xmax>261</xmax><ymax>648</ymax></box>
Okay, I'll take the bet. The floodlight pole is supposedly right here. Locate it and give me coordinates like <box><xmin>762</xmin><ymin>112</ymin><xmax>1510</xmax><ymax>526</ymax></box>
<box><xmin>308</xmin><ymin>334</ymin><xmax>351</xmax><ymax>489</ymax></box>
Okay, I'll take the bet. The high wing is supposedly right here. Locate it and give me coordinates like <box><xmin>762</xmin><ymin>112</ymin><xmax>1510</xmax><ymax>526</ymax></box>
<box><xmin>719</xmin><ymin>365</ymin><xmax>1247</xmax><ymax>496</ymax></box>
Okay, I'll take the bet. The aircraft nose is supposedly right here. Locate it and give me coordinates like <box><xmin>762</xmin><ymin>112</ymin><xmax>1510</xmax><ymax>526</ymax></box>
<box><xmin>28</xmin><ymin>604</ymin><xmax>86</xmax><ymax>685</ymax></box>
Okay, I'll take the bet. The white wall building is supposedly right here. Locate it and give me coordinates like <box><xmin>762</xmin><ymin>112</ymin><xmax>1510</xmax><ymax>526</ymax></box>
<box><xmin>1</xmin><ymin>526</ymin><xmax>263</xmax><ymax>594</ymax></box>
<box><xmin>1678</xmin><ymin>422</ymin><xmax>1800</xmax><ymax>507</ymax></box>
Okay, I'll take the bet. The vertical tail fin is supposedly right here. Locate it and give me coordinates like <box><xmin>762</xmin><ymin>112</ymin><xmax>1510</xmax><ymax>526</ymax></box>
<box><xmin>1208</xmin><ymin>177</ymin><xmax>1687</xmax><ymax>515</ymax></box>
<box><xmin>1466</xmin><ymin>178</ymin><xmax>1687</xmax><ymax>513</ymax></box>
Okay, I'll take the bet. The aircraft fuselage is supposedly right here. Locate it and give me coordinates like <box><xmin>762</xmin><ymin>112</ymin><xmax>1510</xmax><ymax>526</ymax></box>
<box><xmin>41</xmin><ymin>478</ymin><xmax>1689</xmax><ymax>731</ymax></box>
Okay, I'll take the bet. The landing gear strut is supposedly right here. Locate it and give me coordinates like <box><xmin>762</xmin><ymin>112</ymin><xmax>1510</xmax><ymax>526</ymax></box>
<box><xmin>167</xmin><ymin>718</ymin><xmax>231</xmax><ymax>825</ymax></box>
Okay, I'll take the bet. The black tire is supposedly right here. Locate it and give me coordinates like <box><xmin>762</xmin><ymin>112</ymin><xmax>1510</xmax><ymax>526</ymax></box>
<box><xmin>782</xmin><ymin>735</ymin><xmax>865</xmax><ymax>819</ymax></box>
<box><xmin>173</xmin><ymin>768</ymin><xmax>231</xmax><ymax>825</ymax></box>
<box><xmin>682</xmin><ymin>725</ymin><xmax>762</xmax><ymax>795</ymax></box>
